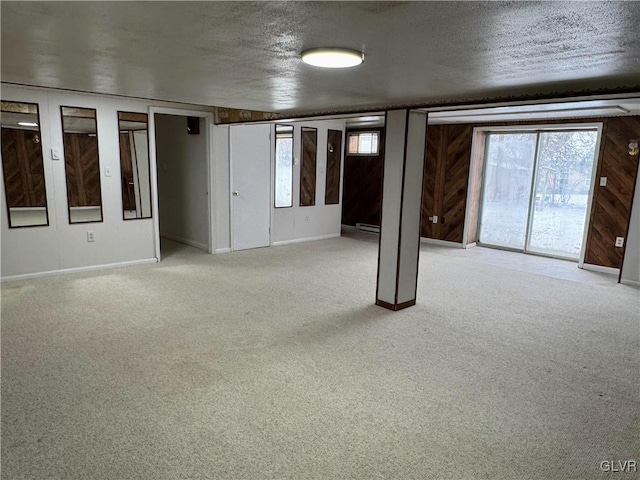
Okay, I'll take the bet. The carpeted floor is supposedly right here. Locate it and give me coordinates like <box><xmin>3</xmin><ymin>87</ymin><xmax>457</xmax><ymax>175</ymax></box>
<box><xmin>2</xmin><ymin>235</ymin><xmax>638</xmax><ymax>479</ymax></box>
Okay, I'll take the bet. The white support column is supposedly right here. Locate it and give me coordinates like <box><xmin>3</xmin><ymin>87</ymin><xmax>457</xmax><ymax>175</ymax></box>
<box><xmin>376</xmin><ymin>109</ymin><xmax>427</xmax><ymax>311</ymax></box>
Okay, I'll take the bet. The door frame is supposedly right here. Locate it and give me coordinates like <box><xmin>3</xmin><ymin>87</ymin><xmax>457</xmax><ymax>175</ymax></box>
<box><xmin>148</xmin><ymin>107</ymin><xmax>215</xmax><ymax>261</ymax></box>
<box><xmin>228</xmin><ymin>123</ymin><xmax>273</xmax><ymax>251</ymax></box>
<box><xmin>472</xmin><ymin>122</ymin><xmax>603</xmax><ymax>264</ymax></box>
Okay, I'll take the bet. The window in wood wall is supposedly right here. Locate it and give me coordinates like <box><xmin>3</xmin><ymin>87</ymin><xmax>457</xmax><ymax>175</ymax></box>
<box><xmin>347</xmin><ymin>131</ymin><xmax>379</xmax><ymax>155</ymax></box>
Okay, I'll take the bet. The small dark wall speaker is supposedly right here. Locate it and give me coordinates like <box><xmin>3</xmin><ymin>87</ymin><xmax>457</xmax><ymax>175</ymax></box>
<box><xmin>187</xmin><ymin>117</ymin><xmax>200</xmax><ymax>135</ymax></box>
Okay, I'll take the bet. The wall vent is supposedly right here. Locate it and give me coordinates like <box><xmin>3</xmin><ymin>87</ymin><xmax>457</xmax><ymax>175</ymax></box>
<box><xmin>356</xmin><ymin>223</ymin><xmax>380</xmax><ymax>234</ymax></box>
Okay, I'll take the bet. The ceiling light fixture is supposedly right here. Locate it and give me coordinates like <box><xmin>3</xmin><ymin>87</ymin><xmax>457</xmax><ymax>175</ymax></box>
<box><xmin>18</xmin><ymin>121</ymin><xmax>38</xmax><ymax>127</ymax></box>
<box><xmin>301</xmin><ymin>48</ymin><xmax>364</xmax><ymax>68</ymax></box>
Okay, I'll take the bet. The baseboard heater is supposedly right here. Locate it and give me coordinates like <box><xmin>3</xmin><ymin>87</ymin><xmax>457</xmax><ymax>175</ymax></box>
<box><xmin>356</xmin><ymin>223</ymin><xmax>380</xmax><ymax>234</ymax></box>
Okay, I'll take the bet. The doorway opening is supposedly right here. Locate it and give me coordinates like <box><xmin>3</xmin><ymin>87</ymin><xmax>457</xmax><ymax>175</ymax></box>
<box><xmin>478</xmin><ymin>126</ymin><xmax>601</xmax><ymax>261</ymax></box>
<box><xmin>153</xmin><ymin>112</ymin><xmax>211</xmax><ymax>258</ymax></box>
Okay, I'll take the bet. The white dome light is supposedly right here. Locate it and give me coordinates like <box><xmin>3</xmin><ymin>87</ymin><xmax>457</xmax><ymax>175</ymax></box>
<box><xmin>301</xmin><ymin>48</ymin><xmax>364</xmax><ymax>68</ymax></box>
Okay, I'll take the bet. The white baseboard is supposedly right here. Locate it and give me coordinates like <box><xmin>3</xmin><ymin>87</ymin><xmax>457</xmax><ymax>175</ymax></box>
<box><xmin>420</xmin><ymin>237</ymin><xmax>465</xmax><ymax>249</ymax></box>
<box><xmin>464</xmin><ymin>242</ymin><xmax>477</xmax><ymax>249</ymax></box>
<box><xmin>2</xmin><ymin>258</ymin><xmax>158</xmax><ymax>282</ymax></box>
<box><xmin>581</xmin><ymin>263</ymin><xmax>620</xmax><ymax>275</ymax></box>
<box><xmin>161</xmin><ymin>233</ymin><xmax>208</xmax><ymax>251</ymax></box>
<box><xmin>272</xmin><ymin>233</ymin><xmax>340</xmax><ymax>247</ymax></box>
<box><xmin>214</xmin><ymin>247</ymin><xmax>231</xmax><ymax>254</ymax></box>
<box><xmin>620</xmin><ymin>279</ymin><xmax>640</xmax><ymax>287</ymax></box>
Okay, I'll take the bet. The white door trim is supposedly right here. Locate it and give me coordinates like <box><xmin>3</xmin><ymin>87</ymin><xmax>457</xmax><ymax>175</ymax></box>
<box><xmin>148</xmin><ymin>107</ymin><xmax>215</xmax><ymax>261</ymax></box>
<box><xmin>578</xmin><ymin>123</ymin><xmax>604</xmax><ymax>268</ymax></box>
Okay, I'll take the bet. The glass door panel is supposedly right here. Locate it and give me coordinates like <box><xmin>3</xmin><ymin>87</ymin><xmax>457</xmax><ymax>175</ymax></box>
<box><xmin>527</xmin><ymin>130</ymin><xmax>598</xmax><ymax>259</ymax></box>
<box><xmin>479</xmin><ymin>133</ymin><xmax>537</xmax><ymax>249</ymax></box>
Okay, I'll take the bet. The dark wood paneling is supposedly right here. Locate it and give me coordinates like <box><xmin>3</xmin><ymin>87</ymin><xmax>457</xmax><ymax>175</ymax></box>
<box><xmin>119</xmin><ymin>132</ymin><xmax>136</xmax><ymax>211</ymax></box>
<box><xmin>300</xmin><ymin>127</ymin><xmax>317</xmax><ymax>206</ymax></box>
<box><xmin>346</xmin><ymin>115</ymin><xmax>638</xmax><ymax>269</ymax></box>
<box><xmin>441</xmin><ymin>125</ymin><xmax>474</xmax><ymax>242</ymax></box>
<box><xmin>325</xmin><ymin>129</ymin><xmax>342</xmax><ymax>205</ymax></box>
<box><xmin>421</xmin><ymin>125</ymin><xmax>441</xmax><ymax>238</ymax></box>
<box><xmin>341</xmin><ymin>127</ymin><xmax>385</xmax><ymax>226</ymax></box>
<box><xmin>1</xmin><ymin>128</ymin><xmax>46</xmax><ymax>208</ymax></box>
<box><xmin>63</xmin><ymin>133</ymin><xmax>102</xmax><ymax>208</ymax></box>
<box><xmin>584</xmin><ymin>116</ymin><xmax>640</xmax><ymax>268</ymax></box>
<box><xmin>421</xmin><ymin>124</ymin><xmax>473</xmax><ymax>242</ymax></box>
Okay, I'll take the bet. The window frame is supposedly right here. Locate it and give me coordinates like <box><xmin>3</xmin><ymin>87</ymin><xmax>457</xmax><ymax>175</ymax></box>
<box><xmin>347</xmin><ymin>130</ymin><xmax>380</xmax><ymax>156</ymax></box>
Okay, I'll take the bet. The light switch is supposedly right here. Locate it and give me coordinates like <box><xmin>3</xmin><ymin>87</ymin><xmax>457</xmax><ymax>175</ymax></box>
<box><xmin>51</xmin><ymin>148</ymin><xmax>61</xmax><ymax>160</ymax></box>
<box><xmin>600</xmin><ymin>177</ymin><xmax>607</xmax><ymax>187</ymax></box>
<box><xmin>294</xmin><ymin>157</ymin><xmax>299</xmax><ymax>166</ymax></box>
<box><xmin>105</xmin><ymin>167</ymin><xmax>112</xmax><ymax>177</ymax></box>
<box><xmin>432</xmin><ymin>215</ymin><xmax>438</xmax><ymax>224</ymax></box>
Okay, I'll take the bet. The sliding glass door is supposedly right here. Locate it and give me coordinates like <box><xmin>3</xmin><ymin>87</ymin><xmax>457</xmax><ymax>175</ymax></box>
<box><xmin>479</xmin><ymin>133</ymin><xmax>537</xmax><ymax>250</ymax></box>
<box><xmin>479</xmin><ymin>128</ymin><xmax>599</xmax><ymax>260</ymax></box>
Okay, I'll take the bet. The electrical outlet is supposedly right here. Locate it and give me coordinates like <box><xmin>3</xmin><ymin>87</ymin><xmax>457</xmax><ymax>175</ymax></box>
<box><xmin>305</xmin><ymin>216</ymin><xmax>309</xmax><ymax>223</ymax></box>
<box><xmin>615</xmin><ymin>237</ymin><xmax>624</xmax><ymax>247</ymax></box>
<box><xmin>600</xmin><ymin>177</ymin><xmax>607</xmax><ymax>187</ymax></box>
<box><xmin>87</xmin><ymin>231</ymin><xmax>95</xmax><ymax>242</ymax></box>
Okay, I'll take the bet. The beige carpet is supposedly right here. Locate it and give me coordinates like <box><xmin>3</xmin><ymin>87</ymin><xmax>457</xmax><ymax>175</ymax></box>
<box><xmin>2</xmin><ymin>235</ymin><xmax>638</xmax><ymax>479</ymax></box>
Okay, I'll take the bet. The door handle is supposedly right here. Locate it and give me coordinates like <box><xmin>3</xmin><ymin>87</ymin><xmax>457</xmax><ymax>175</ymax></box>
<box><xmin>233</xmin><ymin>191</ymin><xmax>239</xmax><ymax>196</ymax></box>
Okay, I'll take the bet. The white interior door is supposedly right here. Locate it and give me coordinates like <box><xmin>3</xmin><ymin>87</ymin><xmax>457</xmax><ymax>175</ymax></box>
<box><xmin>230</xmin><ymin>124</ymin><xmax>271</xmax><ymax>251</ymax></box>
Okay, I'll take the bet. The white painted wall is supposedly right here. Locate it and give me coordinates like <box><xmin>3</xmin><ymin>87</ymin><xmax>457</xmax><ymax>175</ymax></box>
<box><xmin>155</xmin><ymin>114</ymin><xmax>209</xmax><ymax>250</ymax></box>
<box><xmin>1</xmin><ymin>84</ymin><xmax>213</xmax><ymax>279</ymax></box>
<box><xmin>212</xmin><ymin>125</ymin><xmax>231</xmax><ymax>253</ymax></box>
<box><xmin>271</xmin><ymin>119</ymin><xmax>345</xmax><ymax>245</ymax></box>
<box><xmin>621</xmin><ymin>165</ymin><xmax>640</xmax><ymax>285</ymax></box>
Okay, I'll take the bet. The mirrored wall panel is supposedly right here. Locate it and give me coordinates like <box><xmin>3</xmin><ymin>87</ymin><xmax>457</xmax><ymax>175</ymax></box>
<box><xmin>325</xmin><ymin>129</ymin><xmax>343</xmax><ymax>205</ymax></box>
<box><xmin>300</xmin><ymin>127</ymin><xmax>317</xmax><ymax>207</ymax></box>
<box><xmin>275</xmin><ymin>124</ymin><xmax>293</xmax><ymax>208</ymax></box>
<box><xmin>61</xmin><ymin>106</ymin><xmax>103</xmax><ymax>224</ymax></box>
<box><xmin>1</xmin><ymin>101</ymin><xmax>49</xmax><ymax>228</ymax></box>
<box><xmin>118</xmin><ymin>112</ymin><xmax>152</xmax><ymax>219</ymax></box>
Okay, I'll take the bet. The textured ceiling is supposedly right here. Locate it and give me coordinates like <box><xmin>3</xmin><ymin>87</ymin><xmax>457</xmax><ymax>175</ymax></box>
<box><xmin>2</xmin><ymin>1</ymin><xmax>639</xmax><ymax>116</ymax></box>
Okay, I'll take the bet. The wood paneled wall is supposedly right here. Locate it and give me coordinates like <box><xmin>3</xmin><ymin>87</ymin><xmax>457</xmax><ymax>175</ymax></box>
<box><xmin>63</xmin><ymin>133</ymin><xmax>102</xmax><ymax>208</ymax></box>
<box><xmin>421</xmin><ymin>124</ymin><xmax>474</xmax><ymax>242</ymax></box>
<box><xmin>325</xmin><ymin>129</ymin><xmax>342</xmax><ymax>205</ymax></box>
<box><xmin>423</xmin><ymin>116</ymin><xmax>640</xmax><ymax>268</ymax></box>
<box><xmin>300</xmin><ymin>127</ymin><xmax>317</xmax><ymax>206</ymax></box>
<box><xmin>341</xmin><ymin>127</ymin><xmax>385</xmax><ymax>226</ymax></box>
<box><xmin>584</xmin><ymin>116</ymin><xmax>640</xmax><ymax>267</ymax></box>
<box><xmin>343</xmin><ymin>116</ymin><xmax>639</xmax><ymax>269</ymax></box>
<box><xmin>1</xmin><ymin>128</ymin><xmax>47</xmax><ymax>208</ymax></box>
